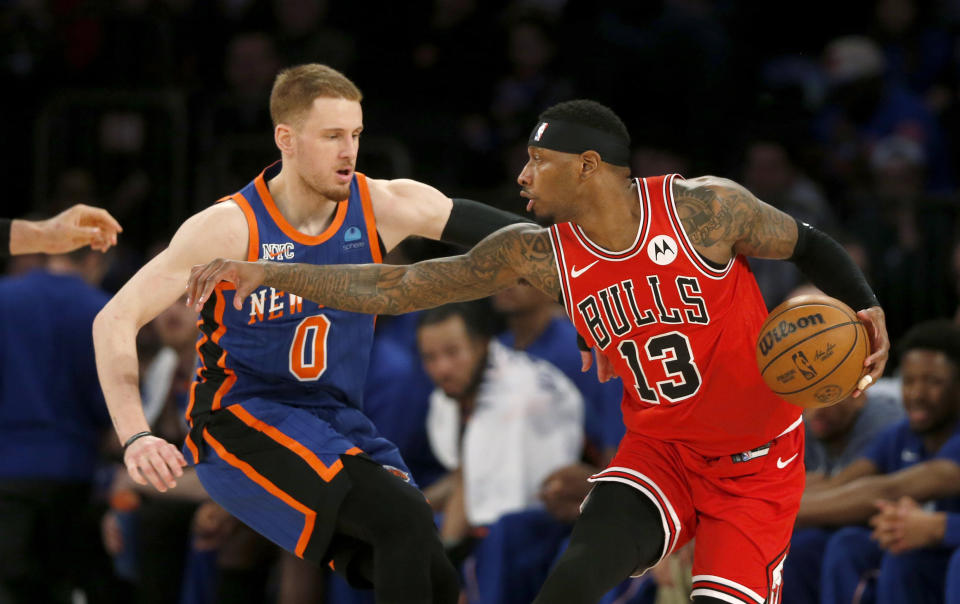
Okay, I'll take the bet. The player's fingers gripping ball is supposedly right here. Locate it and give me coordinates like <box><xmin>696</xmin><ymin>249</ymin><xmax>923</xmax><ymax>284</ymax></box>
<box><xmin>755</xmin><ymin>294</ymin><xmax>869</xmax><ymax>408</ymax></box>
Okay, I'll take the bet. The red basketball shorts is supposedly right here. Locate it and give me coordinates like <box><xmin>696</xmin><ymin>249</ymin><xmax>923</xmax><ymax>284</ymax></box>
<box><xmin>589</xmin><ymin>421</ymin><xmax>805</xmax><ymax>604</ymax></box>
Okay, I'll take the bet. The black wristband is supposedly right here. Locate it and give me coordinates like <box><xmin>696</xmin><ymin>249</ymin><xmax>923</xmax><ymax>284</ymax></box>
<box><xmin>440</xmin><ymin>198</ymin><xmax>533</xmax><ymax>248</ymax></box>
<box><xmin>789</xmin><ymin>218</ymin><xmax>880</xmax><ymax>310</ymax></box>
<box><xmin>0</xmin><ymin>218</ymin><xmax>10</xmax><ymax>257</ymax></box>
<box><xmin>122</xmin><ymin>431</ymin><xmax>153</xmax><ymax>453</ymax></box>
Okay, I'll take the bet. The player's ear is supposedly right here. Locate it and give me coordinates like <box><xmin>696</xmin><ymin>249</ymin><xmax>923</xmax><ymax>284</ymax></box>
<box><xmin>579</xmin><ymin>151</ymin><xmax>601</xmax><ymax>179</ymax></box>
<box><xmin>275</xmin><ymin>124</ymin><xmax>294</xmax><ymax>154</ymax></box>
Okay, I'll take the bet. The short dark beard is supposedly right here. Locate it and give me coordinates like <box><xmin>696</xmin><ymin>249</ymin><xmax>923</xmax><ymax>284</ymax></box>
<box><xmin>454</xmin><ymin>348</ymin><xmax>489</xmax><ymax>405</ymax></box>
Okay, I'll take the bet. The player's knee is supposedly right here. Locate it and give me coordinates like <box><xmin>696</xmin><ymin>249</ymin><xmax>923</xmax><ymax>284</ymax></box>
<box><xmin>340</xmin><ymin>456</ymin><xmax>437</xmax><ymax>547</ymax></box>
<box><xmin>576</xmin><ymin>482</ymin><xmax>664</xmax><ymax>571</ymax></box>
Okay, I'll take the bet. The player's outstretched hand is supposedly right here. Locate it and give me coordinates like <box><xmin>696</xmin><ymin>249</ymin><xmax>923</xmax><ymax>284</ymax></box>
<box><xmin>20</xmin><ymin>204</ymin><xmax>122</xmax><ymax>254</ymax></box>
<box><xmin>853</xmin><ymin>306</ymin><xmax>889</xmax><ymax>398</ymax></box>
<box><xmin>123</xmin><ymin>434</ymin><xmax>187</xmax><ymax>493</ymax></box>
<box><xmin>187</xmin><ymin>258</ymin><xmax>267</xmax><ymax>311</ymax></box>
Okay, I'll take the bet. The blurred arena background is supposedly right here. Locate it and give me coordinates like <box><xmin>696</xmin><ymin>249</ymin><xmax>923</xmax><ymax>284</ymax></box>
<box><xmin>3</xmin><ymin>0</ymin><xmax>958</xmax><ymax>340</ymax></box>
<box><xmin>3</xmin><ymin>1</ymin><xmax>960</xmax><ymax>603</ymax></box>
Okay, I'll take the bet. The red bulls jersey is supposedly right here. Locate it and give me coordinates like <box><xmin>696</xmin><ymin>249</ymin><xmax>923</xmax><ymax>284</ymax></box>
<box><xmin>549</xmin><ymin>174</ymin><xmax>800</xmax><ymax>457</ymax></box>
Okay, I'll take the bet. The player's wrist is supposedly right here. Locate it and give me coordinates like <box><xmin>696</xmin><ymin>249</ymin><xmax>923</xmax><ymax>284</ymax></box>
<box><xmin>9</xmin><ymin>218</ymin><xmax>47</xmax><ymax>255</ymax></box>
<box><xmin>122</xmin><ymin>430</ymin><xmax>154</xmax><ymax>454</ymax></box>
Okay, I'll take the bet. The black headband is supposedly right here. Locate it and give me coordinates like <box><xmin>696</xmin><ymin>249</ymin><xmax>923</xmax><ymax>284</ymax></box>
<box><xmin>527</xmin><ymin>119</ymin><xmax>631</xmax><ymax>167</ymax></box>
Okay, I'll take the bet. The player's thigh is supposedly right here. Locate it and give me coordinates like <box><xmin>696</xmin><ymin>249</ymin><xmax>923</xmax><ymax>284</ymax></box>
<box><xmin>590</xmin><ymin>430</ymin><xmax>697</xmax><ymax>573</ymax></box>
<box><xmin>689</xmin><ymin>427</ymin><xmax>804</xmax><ymax>604</ymax></box>
<box><xmin>195</xmin><ymin>400</ymin><xmax>360</xmax><ymax>563</ymax></box>
<box><xmin>333</xmin><ymin>454</ymin><xmax>436</xmax><ymax>546</ymax></box>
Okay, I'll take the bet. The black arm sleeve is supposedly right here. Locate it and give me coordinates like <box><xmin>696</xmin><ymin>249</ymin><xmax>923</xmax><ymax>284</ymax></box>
<box><xmin>439</xmin><ymin>198</ymin><xmax>534</xmax><ymax>248</ymax></box>
<box><xmin>788</xmin><ymin>218</ymin><xmax>879</xmax><ymax>310</ymax></box>
<box><xmin>0</xmin><ymin>218</ymin><xmax>9</xmax><ymax>257</ymax></box>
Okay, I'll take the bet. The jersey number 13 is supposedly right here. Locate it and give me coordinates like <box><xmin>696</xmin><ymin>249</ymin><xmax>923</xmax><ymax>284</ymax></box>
<box><xmin>617</xmin><ymin>331</ymin><xmax>702</xmax><ymax>404</ymax></box>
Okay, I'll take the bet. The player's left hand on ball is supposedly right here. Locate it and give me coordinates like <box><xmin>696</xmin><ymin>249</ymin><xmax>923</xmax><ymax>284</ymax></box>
<box><xmin>186</xmin><ymin>258</ymin><xmax>267</xmax><ymax>311</ymax></box>
<box><xmin>853</xmin><ymin>306</ymin><xmax>889</xmax><ymax>398</ymax></box>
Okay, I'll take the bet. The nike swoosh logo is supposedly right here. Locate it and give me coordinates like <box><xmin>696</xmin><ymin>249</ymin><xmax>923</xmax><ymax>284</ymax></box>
<box><xmin>571</xmin><ymin>261</ymin><xmax>599</xmax><ymax>278</ymax></box>
<box><xmin>776</xmin><ymin>453</ymin><xmax>799</xmax><ymax>469</ymax></box>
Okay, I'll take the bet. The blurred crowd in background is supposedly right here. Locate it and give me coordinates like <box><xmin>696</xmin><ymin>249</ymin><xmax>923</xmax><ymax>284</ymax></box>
<box><xmin>5</xmin><ymin>0</ymin><xmax>960</xmax><ymax>602</ymax></box>
<box><xmin>3</xmin><ymin>0</ymin><xmax>960</xmax><ymax>342</ymax></box>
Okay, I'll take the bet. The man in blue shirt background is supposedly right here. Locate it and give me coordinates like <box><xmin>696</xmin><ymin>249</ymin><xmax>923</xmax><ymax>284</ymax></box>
<box><xmin>793</xmin><ymin>320</ymin><xmax>960</xmax><ymax>604</ymax></box>
<box><xmin>0</xmin><ymin>247</ymin><xmax>122</xmax><ymax>603</ymax></box>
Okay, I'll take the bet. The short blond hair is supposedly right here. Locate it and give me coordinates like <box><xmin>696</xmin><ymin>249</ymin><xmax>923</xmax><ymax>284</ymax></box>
<box><xmin>269</xmin><ymin>64</ymin><xmax>362</xmax><ymax>127</ymax></box>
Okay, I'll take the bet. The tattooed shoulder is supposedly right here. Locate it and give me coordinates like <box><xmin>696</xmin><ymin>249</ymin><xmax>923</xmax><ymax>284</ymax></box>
<box><xmin>671</xmin><ymin>176</ymin><xmax>796</xmax><ymax>260</ymax></box>
<box><xmin>671</xmin><ymin>176</ymin><xmax>755</xmax><ymax>252</ymax></box>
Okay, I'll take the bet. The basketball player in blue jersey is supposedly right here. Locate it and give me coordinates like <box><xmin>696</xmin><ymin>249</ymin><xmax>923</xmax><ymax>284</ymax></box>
<box><xmin>93</xmin><ymin>64</ymin><xmax>527</xmax><ymax>604</ymax></box>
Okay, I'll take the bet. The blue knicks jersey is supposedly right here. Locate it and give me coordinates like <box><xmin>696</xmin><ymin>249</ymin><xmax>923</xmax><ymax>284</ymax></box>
<box><xmin>187</xmin><ymin>162</ymin><xmax>382</xmax><ymax>429</ymax></box>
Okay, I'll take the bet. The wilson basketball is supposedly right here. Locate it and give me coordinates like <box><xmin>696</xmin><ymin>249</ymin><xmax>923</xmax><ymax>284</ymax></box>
<box><xmin>755</xmin><ymin>294</ymin><xmax>869</xmax><ymax>409</ymax></box>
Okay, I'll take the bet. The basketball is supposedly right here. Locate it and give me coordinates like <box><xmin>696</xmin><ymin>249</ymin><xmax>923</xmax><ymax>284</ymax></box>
<box><xmin>755</xmin><ymin>294</ymin><xmax>869</xmax><ymax>409</ymax></box>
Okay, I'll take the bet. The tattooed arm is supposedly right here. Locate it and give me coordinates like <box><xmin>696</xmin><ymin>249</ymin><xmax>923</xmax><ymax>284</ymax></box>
<box><xmin>674</xmin><ymin>175</ymin><xmax>889</xmax><ymax>393</ymax></box>
<box><xmin>671</xmin><ymin>176</ymin><xmax>798</xmax><ymax>265</ymax></box>
<box><xmin>186</xmin><ymin>223</ymin><xmax>561</xmax><ymax>315</ymax></box>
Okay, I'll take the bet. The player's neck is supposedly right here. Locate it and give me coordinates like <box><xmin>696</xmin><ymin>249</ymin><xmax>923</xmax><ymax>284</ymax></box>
<box><xmin>574</xmin><ymin>177</ymin><xmax>641</xmax><ymax>252</ymax></box>
<box><xmin>506</xmin><ymin>306</ymin><xmax>555</xmax><ymax>351</ymax></box>
<box><xmin>268</xmin><ymin>166</ymin><xmax>341</xmax><ymax>236</ymax></box>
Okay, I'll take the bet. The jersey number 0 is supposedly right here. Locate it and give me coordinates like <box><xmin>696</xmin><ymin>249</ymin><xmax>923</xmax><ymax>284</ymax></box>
<box><xmin>618</xmin><ymin>331</ymin><xmax>702</xmax><ymax>404</ymax></box>
<box><xmin>289</xmin><ymin>315</ymin><xmax>330</xmax><ymax>381</ymax></box>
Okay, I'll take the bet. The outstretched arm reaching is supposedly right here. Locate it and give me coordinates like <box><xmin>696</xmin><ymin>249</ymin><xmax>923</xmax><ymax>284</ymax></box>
<box><xmin>186</xmin><ymin>223</ymin><xmax>562</xmax><ymax>315</ymax></box>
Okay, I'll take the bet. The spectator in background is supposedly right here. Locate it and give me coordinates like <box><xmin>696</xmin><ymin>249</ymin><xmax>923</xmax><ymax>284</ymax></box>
<box><xmin>794</xmin><ymin>320</ymin><xmax>960</xmax><ymax>604</ymax></box>
<box><xmin>782</xmin><ymin>389</ymin><xmax>903</xmax><ymax>604</ymax></box>
<box><xmin>489</xmin><ymin>13</ymin><xmax>573</xmax><ymax>144</ymax></box>
<box><xmin>102</xmin><ymin>296</ymin><xmax>215</xmax><ymax>604</ymax></box>
<box><xmin>871</xmin><ymin>0</ymin><xmax>954</xmax><ymax>106</ymax></box>
<box><xmin>869</xmin><ymin>495</ymin><xmax>960</xmax><ymax>603</ymax></box>
<box><xmin>741</xmin><ymin>140</ymin><xmax>837</xmax><ymax>307</ymax></box>
<box><xmin>493</xmin><ymin>281</ymin><xmax>623</xmax><ymax>467</ymax></box>
<box><xmin>2</xmin><ymin>203</ymin><xmax>121</xmax><ymax>257</ymax></box>
<box><xmin>272</xmin><ymin>0</ymin><xmax>354</xmax><ymax>72</ymax></box>
<box><xmin>419</xmin><ymin>303</ymin><xmax>583</xmax><ymax>604</ymax></box>
<box><xmin>847</xmin><ymin>135</ymin><xmax>958</xmax><ymax>343</ymax></box>
<box><xmin>0</xmin><ymin>247</ymin><xmax>122</xmax><ymax>603</ymax></box>
<box><xmin>814</xmin><ymin>35</ymin><xmax>952</xmax><ymax>194</ymax></box>
<box><xmin>197</xmin><ymin>31</ymin><xmax>281</xmax><ymax>200</ymax></box>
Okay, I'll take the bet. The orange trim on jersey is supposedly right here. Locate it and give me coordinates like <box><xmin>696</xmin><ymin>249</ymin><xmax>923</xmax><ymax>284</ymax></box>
<box><xmin>202</xmin><ymin>428</ymin><xmax>317</xmax><ymax>558</ymax></box>
<box><xmin>254</xmin><ymin>167</ymin><xmax>349</xmax><ymax>246</ymax></box>
<box><xmin>186</xmin><ymin>318</ymin><xmax>208</xmax><ymax>427</ymax></box>
<box><xmin>210</xmin><ymin>285</ymin><xmax>237</xmax><ymax>411</ymax></box>
<box><xmin>184</xmin><ymin>434</ymin><xmax>200</xmax><ymax>464</ymax></box>
<box><xmin>226</xmin><ymin>404</ymin><xmax>362</xmax><ymax>482</ymax></box>
<box><xmin>218</xmin><ymin>192</ymin><xmax>261</xmax><ymax>262</ymax></box>
<box><xmin>355</xmin><ymin>172</ymin><xmax>382</xmax><ymax>264</ymax></box>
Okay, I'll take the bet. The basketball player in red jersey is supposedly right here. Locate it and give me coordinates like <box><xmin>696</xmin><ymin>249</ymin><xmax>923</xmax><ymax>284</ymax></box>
<box><xmin>187</xmin><ymin>100</ymin><xmax>889</xmax><ymax>604</ymax></box>
<box><xmin>95</xmin><ymin>64</ymin><xmax>531</xmax><ymax>604</ymax></box>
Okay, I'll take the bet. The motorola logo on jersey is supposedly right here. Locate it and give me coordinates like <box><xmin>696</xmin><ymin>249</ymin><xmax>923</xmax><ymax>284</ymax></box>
<box><xmin>647</xmin><ymin>235</ymin><xmax>678</xmax><ymax>266</ymax></box>
<box><xmin>262</xmin><ymin>242</ymin><xmax>295</xmax><ymax>260</ymax></box>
